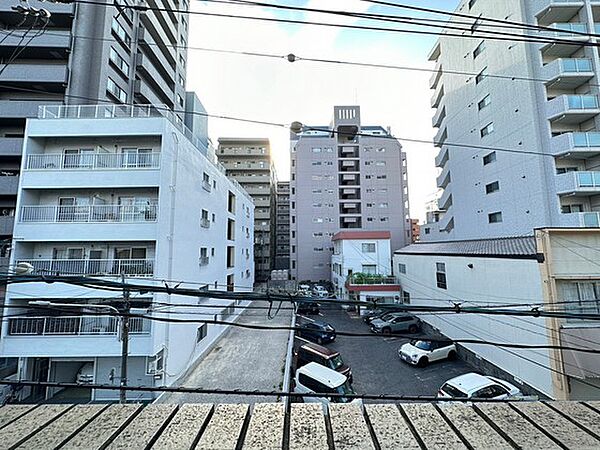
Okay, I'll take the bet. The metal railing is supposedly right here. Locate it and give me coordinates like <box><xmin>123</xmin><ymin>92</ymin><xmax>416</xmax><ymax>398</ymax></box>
<box><xmin>347</xmin><ymin>274</ymin><xmax>398</xmax><ymax>286</ymax></box>
<box><xmin>18</xmin><ymin>258</ymin><xmax>154</xmax><ymax>276</ymax></box>
<box><xmin>26</xmin><ymin>152</ymin><xmax>161</xmax><ymax>170</ymax></box>
<box><xmin>7</xmin><ymin>315</ymin><xmax>150</xmax><ymax>336</ymax></box>
<box><xmin>20</xmin><ymin>204</ymin><xmax>158</xmax><ymax>223</ymax></box>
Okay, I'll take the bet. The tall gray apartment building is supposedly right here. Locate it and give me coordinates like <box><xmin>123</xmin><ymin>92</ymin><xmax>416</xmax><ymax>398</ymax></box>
<box><xmin>217</xmin><ymin>138</ymin><xmax>276</xmax><ymax>282</ymax></box>
<box><xmin>423</xmin><ymin>0</ymin><xmax>600</xmax><ymax>241</ymax></box>
<box><xmin>275</xmin><ymin>181</ymin><xmax>290</xmax><ymax>270</ymax></box>
<box><xmin>290</xmin><ymin>106</ymin><xmax>411</xmax><ymax>282</ymax></box>
<box><xmin>0</xmin><ymin>0</ymin><xmax>193</xmax><ymax>248</ymax></box>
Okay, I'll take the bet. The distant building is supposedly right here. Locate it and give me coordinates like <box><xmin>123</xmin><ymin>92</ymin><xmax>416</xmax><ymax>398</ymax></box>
<box><xmin>290</xmin><ymin>106</ymin><xmax>411</xmax><ymax>282</ymax></box>
<box><xmin>410</xmin><ymin>219</ymin><xmax>420</xmax><ymax>243</ymax></box>
<box><xmin>423</xmin><ymin>0</ymin><xmax>600</xmax><ymax>240</ymax></box>
<box><xmin>275</xmin><ymin>181</ymin><xmax>290</xmax><ymax>270</ymax></box>
<box><xmin>331</xmin><ymin>231</ymin><xmax>400</xmax><ymax>305</ymax></box>
<box><xmin>394</xmin><ymin>229</ymin><xmax>600</xmax><ymax>400</ymax></box>
<box><xmin>217</xmin><ymin>138</ymin><xmax>276</xmax><ymax>282</ymax></box>
<box><xmin>2</xmin><ymin>105</ymin><xmax>254</xmax><ymax>402</ymax></box>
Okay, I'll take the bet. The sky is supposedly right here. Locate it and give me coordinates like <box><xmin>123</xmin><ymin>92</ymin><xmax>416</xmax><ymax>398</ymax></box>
<box><xmin>186</xmin><ymin>0</ymin><xmax>461</xmax><ymax>221</ymax></box>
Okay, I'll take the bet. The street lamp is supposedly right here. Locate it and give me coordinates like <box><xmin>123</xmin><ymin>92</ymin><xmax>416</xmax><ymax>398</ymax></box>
<box><xmin>28</xmin><ymin>299</ymin><xmax>130</xmax><ymax>404</ymax></box>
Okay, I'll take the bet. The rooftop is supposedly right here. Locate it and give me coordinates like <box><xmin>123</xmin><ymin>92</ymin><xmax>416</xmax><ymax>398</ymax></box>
<box><xmin>332</xmin><ymin>231</ymin><xmax>391</xmax><ymax>241</ymax></box>
<box><xmin>1</xmin><ymin>401</ymin><xmax>600</xmax><ymax>448</ymax></box>
<box><xmin>395</xmin><ymin>235</ymin><xmax>538</xmax><ymax>259</ymax></box>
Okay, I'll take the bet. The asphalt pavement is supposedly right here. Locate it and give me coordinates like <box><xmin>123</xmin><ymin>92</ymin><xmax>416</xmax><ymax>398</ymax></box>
<box><xmin>158</xmin><ymin>302</ymin><xmax>292</xmax><ymax>404</ymax></box>
<box><xmin>312</xmin><ymin>306</ymin><xmax>475</xmax><ymax>401</ymax></box>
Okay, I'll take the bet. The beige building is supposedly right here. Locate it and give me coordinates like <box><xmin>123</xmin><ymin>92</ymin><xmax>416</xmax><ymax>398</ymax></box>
<box><xmin>218</xmin><ymin>138</ymin><xmax>275</xmax><ymax>282</ymax></box>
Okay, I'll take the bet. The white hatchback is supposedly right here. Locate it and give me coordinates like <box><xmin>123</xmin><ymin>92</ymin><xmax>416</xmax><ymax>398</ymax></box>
<box><xmin>399</xmin><ymin>339</ymin><xmax>456</xmax><ymax>367</ymax></box>
<box><xmin>294</xmin><ymin>362</ymin><xmax>361</xmax><ymax>406</ymax></box>
<box><xmin>438</xmin><ymin>373</ymin><xmax>522</xmax><ymax>400</ymax></box>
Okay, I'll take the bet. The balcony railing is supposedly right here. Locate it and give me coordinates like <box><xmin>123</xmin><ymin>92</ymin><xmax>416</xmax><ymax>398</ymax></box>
<box><xmin>26</xmin><ymin>152</ymin><xmax>161</xmax><ymax>170</ymax></box>
<box><xmin>7</xmin><ymin>315</ymin><xmax>150</xmax><ymax>336</ymax></box>
<box><xmin>544</xmin><ymin>22</ymin><xmax>588</xmax><ymax>36</ymax></box>
<box><xmin>575</xmin><ymin>171</ymin><xmax>600</xmax><ymax>188</ymax></box>
<box><xmin>19</xmin><ymin>258</ymin><xmax>154</xmax><ymax>277</ymax></box>
<box><xmin>347</xmin><ymin>274</ymin><xmax>398</xmax><ymax>286</ymax></box>
<box><xmin>20</xmin><ymin>204</ymin><xmax>158</xmax><ymax>223</ymax></box>
<box><xmin>567</xmin><ymin>95</ymin><xmax>599</xmax><ymax>109</ymax></box>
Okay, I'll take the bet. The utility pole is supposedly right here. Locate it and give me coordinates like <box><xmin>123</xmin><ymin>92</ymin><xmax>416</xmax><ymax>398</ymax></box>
<box><xmin>119</xmin><ymin>276</ymin><xmax>131</xmax><ymax>404</ymax></box>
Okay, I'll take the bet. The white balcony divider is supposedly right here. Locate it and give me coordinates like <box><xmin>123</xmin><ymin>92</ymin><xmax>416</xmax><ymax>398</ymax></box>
<box><xmin>8</xmin><ymin>315</ymin><xmax>150</xmax><ymax>336</ymax></box>
<box><xmin>26</xmin><ymin>152</ymin><xmax>161</xmax><ymax>170</ymax></box>
<box><xmin>20</xmin><ymin>204</ymin><xmax>158</xmax><ymax>223</ymax></box>
<box><xmin>18</xmin><ymin>258</ymin><xmax>154</xmax><ymax>276</ymax></box>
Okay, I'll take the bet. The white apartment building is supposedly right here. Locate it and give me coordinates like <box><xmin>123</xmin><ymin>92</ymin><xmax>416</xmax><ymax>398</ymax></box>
<box><xmin>0</xmin><ymin>104</ymin><xmax>254</xmax><ymax>402</ymax></box>
<box><xmin>331</xmin><ymin>231</ymin><xmax>400</xmax><ymax>305</ymax></box>
<box><xmin>290</xmin><ymin>106</ymin><xmax>411</xmax><ymax>282</ymax></box>
<box><xmin>423</xmin><ymin>0</ymin><xmax>600</xmax><ymax>241</ymax></box>
<box><xmin>394</xmin><ymin>229</ymin><xmax>600</xmax><ymax>400</ymax></box>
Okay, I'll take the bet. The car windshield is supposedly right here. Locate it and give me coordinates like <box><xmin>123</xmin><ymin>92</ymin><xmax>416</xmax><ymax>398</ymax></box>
<box><xmin>411</xmin><ymin>340</ymin><xmax>432</xmax><ymax>351</ymax></box>
<box><xmin>441</xmin><ymin>383</ymin><xmax>468</xmax><ymax>398</ymax></box>
<box><xmin>379</xmin><ymin>313</ymin><xmax>395</xmax><ymax>321</ymax></box>
<box><xmin>330</xmin><ymin>354</ymin><xmax>344</xmax><ymax>369</ymax></box>
<box><xmin>335</xmin><ymin>382</ymin><xmax>356</xmax><ymax>403</ymax></box>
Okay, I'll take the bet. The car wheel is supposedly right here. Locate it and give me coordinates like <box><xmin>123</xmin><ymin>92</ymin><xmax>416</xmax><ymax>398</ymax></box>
<box><xmin>382</xmin><ymin>327</ymin><xmax>391</xmax><ymax>336</ymax></box>
<box><xmin>447</xmin><ymin>350</ymin><xmax>457</xmax><ymax>360</ymax></box>
<box><xmin>417</xmin><ymin>357</ymin><xmax>428</xmax><ymax>368</ymax></box>
<box><xmin>408</xmin><ymin>325</ymin><xmax>418</xmax><ymax>333</ymax></box>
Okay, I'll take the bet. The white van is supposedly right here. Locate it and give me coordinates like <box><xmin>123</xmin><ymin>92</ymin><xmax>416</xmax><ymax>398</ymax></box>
<box><xmin>294</xmin><ymin>362</ymin><xmax>360</xmax><ymax>405</ymax></box>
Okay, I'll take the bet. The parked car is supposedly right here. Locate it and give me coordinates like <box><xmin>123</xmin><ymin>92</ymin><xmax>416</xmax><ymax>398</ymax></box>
<box><xmin>298</xmin><ymin>284</ymin><xmax>311</xmax><ymax>292</ymax></box>
<box><xmin>362</xmin><ymin>307</ymin><xmax>402</xmax><ymax>325</ymax></box>
<box><xmin>296</xmin><ymin>299</ymin><xmax>320</xmax><ymax>315</ymax></box>
<box><xmin>398</xmin><ymin>339</ymin><xmax>456</xmax><ymax>367</ymax></box>
<box><xmin>313</xmin><ymin>285</ymin><xmax>329</xmax><ymax>298</ymax></box>
<box><xmin>438</xmin><ymin>373</ymin><xmax>522</xmax><ymax>400</ymax></box>
<box><xmin>297</xmin><ymin>320</ymin><xmax>336</xmax><ymax>344</ymax></box>
<box><xmin>76</xmin><ymin>362</ymin><xmax>94</xmax><ymax>384</ymax></box>
<box><xmin>296</xmin><ymin>342</ymin><xmax>352</xmax><ymax>382</ymax></box>
<box><xmin>294</xmin><ymin>362</ymin><xmax>359</xmax><ymax>405</ymax></box>
<box><xmin>370</xmin><ymin>313</ymin><xmax>420</xmax><ymax>335</ymax></box>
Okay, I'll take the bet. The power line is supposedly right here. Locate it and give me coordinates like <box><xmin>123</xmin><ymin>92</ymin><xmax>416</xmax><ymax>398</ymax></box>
<box><xmin>0</xmin><ymin>378</ymin><xmax>535</xmax><ymax>402</ymax></box>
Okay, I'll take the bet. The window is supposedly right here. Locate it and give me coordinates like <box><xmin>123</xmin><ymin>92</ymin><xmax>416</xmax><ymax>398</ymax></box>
<box><xmin>111</xmin><ymin>18</ymin><xmax>131</xmax><ymax>46</ymax></box>
<box><xmin>146</xmin><ymin>350</ymin><xmax>164</xmax><ymax>374</ymax></box>
<box><xmin>559</xmin><ymin>281</ymin><xmax>600</xmax><ymax>322</ymax></box>
<box><xmin>436</xmin><ymin>262</ymin><xmax>447</xmax><ymax>289</ymax></box>
<box><xmin>556</xmin><ymin>167</ymin><xmax>578</xmax><ymax>174</ymax></box>
<box><xmin>379</xmin><ymin>203</ymin><xmax>389</xmax><ymax>208</ymax></box>
<box><xmin>376</xmin><ymin>175</ymin><xmax>387</xmax><ymax>180</ymax></box>
<box><xmin>109</xmin><ymin>47</ymin><xmax>129</xmax><ymax>75</ymax></box>
<box><xmin>362</xmin><ymin>264</ymin><xmax>377</xmax><ymax>274</ymax></box>
<box><xmin>468</xmin><ymin>0</ymin><xmax>477</xmax><ymax>8</ymax></box>
<box><xmin>478</xmin><ymin>94</ymin><xmax>491</xmax><ymax>110</ymax></box>
<box><xmin>312</xmin><ymin>148</ymin><xmax>322</xmax><ymax>153</ymax></box>
<box><xmin>107</xmin><ymin>77</ymin><xmax>127</xmax><ymax>103</ymax></box>
<box><xmin>398</xmin><ymin>263</ymin><xmax>406</xmax><ymax>274</ymax></box>
<box><xmin>488</xmin><ymin>211</ymin><xmax>503</xmax><ymax>223</ymax></box>
<box><xmin>402</xmin><ymin>291</ymin><xmax>410</xmax><ymax>304</ymax></box>
<box><xmin>483</xmin><ymin>151</ymin><xmax>496</xmax><ymax>165</ymax></box>
<box><xmin>480</xmin><ymin>122</ymin><xmax>494</xmax><ymax>137</ymax></box>
<box><xmin>561</xmin><ymin>204</ymin><xmax>583</xmax><ymax>214</ymax></box>
<box><xmin>485</xmin><ymin>181</ymin><xmax>500</xmax><ymax>194</ymax></box>
<box><xmin>362</xmin><ymin>243</ymin><xmax>376</xmax><ymax>253</ymax></box>
<box><xmin>473</xmin><ymin>41</ymin><xmax>485</xmax><ymax>59</ymax></box>
<box><xmin>314</xmin><ymin>247</ymin><xmax>324</xmax><ymax>252</ymax></box>
<box><xmin>475</xmin><ymin>67</ymin><xmax>487</xmax><ymax>84</ymax></box>
<box><xmin>196</xmin><ymin>324</ymin><xmax>207</xmax><ymax>342</ymax></box>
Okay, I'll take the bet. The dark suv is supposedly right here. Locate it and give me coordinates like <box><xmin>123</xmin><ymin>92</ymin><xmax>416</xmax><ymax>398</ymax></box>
<box><xmin>297</xmin><ymin>320</ymin><xmax>336</xmax><ymax>344</ymax></box>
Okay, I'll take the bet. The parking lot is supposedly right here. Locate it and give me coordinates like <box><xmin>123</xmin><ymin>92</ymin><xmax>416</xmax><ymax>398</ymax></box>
<box><xmin>295</xmin><ymin>305</ymin><xmax>475</xmax><ymax>402</ymax></box>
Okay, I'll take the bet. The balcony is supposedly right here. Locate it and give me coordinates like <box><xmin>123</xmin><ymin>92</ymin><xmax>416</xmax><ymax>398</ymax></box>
<box><xmin>0</xmin><ymin>216</ymin><xmax>14</xmax><ymax>235</ymax></box>
<box><xmin>0</xmin><ymin>176</ymin><xmax>19</xmax><ymax>195</ymax></box>
<box><xmin>560</xmin><ymin>324</ymin><xmax>600</xmax><ymax>378</ymax></box>
<box><xmin>547</xmin><ymin>95</ymin><xmax>600</xmax><ymax>124</ymax></box>
<box><xmin>7</xmin><ymin>315</ymin><xmax>150</xmax><ymax>337</ymax></box>
<box><xmin>339</xmin><ymin>146</ymin><xmax>359</xmax><ymax>158</ymax></box>
<box><xmin>25</xmin><ymin>152</ymin><xmax>160</xmax><ymax>171</ymax></box>
<box><xmin>535</xmin><ymin>1</ymin><xmax>584</xmax><ymax>24</ymax></box>
<box><xmin>431</xmin><ymin>84</ymin><xmax>444</xmax><ymax>108</ymax></box>
<box><xmin>429</xmin><ymin>62</ymin><xmax>442</xmax><ymax>89</ymax></box>
<box><xmin>435</xmin><ymin>146</ymin><xmax>449</xmax><ymax>168</ymax></box>
<box><xmin>433</xmin><ymin>127</ymin><xmax>447</xmax><ymax>148</ymax></box>
<box><xmin>539</xmin><ymin>23</ymin><xmax>589</xmax><ymax>57</ymax></box>
<box><xmin>19</xmin><ymin>258</ymin><xmax>155</xmax><ymax>277</ymax></box>
<box><xmin>556</xmin><ymin>171</ymin><xmax>600</xmax><ymax>195</ymax></box>
<box><xmin>340</xmin><ymin>188</ymin><xmax>361</xmax><ymax>200</ymax></box>
<box><xmin>339</xmin><ymin>160</ymin><xmax>359</xmax><ymax>172</ymax></box>
<box><xmin>542</xmin><ymin>58</ymin><xmax>593</xmax><ymax>89</ymax></box>
<box><xmin>438</xmin><ymin>189</ymin><xmax>453</xmax><ymax>211</ymax></box>
<box><xmin>550</xmin><ymin>132</ymin><xmax>600</xmax><ymax>158</ymax></box>
<box><xmin>432</xmin><ymin>106</ymin><xmax>446</xmax><ymax>128</ymax></box>
<box><xmin>346</xmin><ymin>274</ymin><xmax>400</xmax><ymax>292</ymax></box>
<box><xmin>340</xmin><ymin>202</ymin><xmax>361</xmax><ymax>215</ymax></box>
<box><xmin>339</xmin><ymin>174</ymin><xmax>360</xmax><ymax>186</ymax></box>
<box><xmin>0</xmin><ymin>137</ymin><xmax>23</xmax><ymax>156</ymax></box>
<box><xmin>559</xmin><ymin>211</ymin><xmax>600</xmax><ymax>227</ymax></box>
<box><xmin>436</xmin><ymin>165</ymin><xmax>451</xmax><ymax>189</ymax></box>
<box><xmin>20</xmin><ymin>204</ymin><xmax>158</xmax><ymax>224</ymax></box>
<box><xmin>0</xmin><ymin>30</ymin><xmax>71</xmax><ymax>51</ymax></box>
<box><xmin>0</xmin><ymin>63</ymin><xmax>68</xmax><ymax>85</ymax></box>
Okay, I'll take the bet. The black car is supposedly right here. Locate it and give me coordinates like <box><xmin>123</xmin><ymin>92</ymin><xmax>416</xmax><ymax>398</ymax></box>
<box><xmin>297</xmin><ymin>320</ymin><xmax>336</xmax><ymax>344</ymax></box>
<box><xmin>362</xmin><ymin>307</ymin><xmax>402</xmax><ymax>324</ymax></box>
<box><xmin>296</xmin><ymin>299</ymin><xmax>320</xmax><ymax>315</ymax></box>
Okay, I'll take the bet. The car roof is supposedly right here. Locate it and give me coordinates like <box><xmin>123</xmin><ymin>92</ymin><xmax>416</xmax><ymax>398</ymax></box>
<box><xmin>444</xmin><ymin>373</ymin><xmax>495</xmax><ymax>392</ymax></box>
<box><xmin>297</xmin><ymin>362</ymin><xmax>347</xmax><ymax>386</ymax></box>
<box><xmin>300</xmin><ymin>342</ymin><xmax>338</xmax><ymax>357</ymax></box>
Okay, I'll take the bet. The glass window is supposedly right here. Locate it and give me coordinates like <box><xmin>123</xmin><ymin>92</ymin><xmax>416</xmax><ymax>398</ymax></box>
<box><xmin>436</xmin><ymin>262</ymin><xmax>447</xmax><ymax>289</ymax></box>
<box><xmin>111</xmin><ymin>18</ymin><xmax>131</xmax><ymax>46</ymax></box>
<box><xmin>475</xmin><ymin>67</ymin><xmax>487</xmax><ymax>84</ymax></box>
<box><xmin>109</xmin><ymin>47</ymin><xmax>129</xmax><ymax>75</ymax></box>
<box><xmin>480</xmin><ymin>122</ymin><xmax>494</xmax><ymax>137</ymax></box>
<box><xmin>485</xmin><ymin>181</ymin><xmax>500</xmax><ymax>194</ymax></box>
<box><xmin>483</xmin><ymin>151</ymin><xmax>496</xmax><ymax>165</ymax></box>
<box><xmin>488</xmin><ymin>211</ymin><xmax>503</xmax><ymax>223</ymax></box>
<box><xmin>398</xmin><ymin>263</ymin><xmax>406</xmax><ymax>274</ymax></box>
<box><xmin>362</xmin><ymin>243</ymin><xmax>376</xmax><ymax>253</ymax></box>
<box><xmin>473</xmin><ymin>41</ymin><xmax>485</xmax><ymax>59</ymax></box>
<box><xmin>478</xmin><ymin>94</ymin><xmax>491</xmax><ymax>110</ymax></box>
<box><xmin>107</xmin><ymin>77</ymin><xmax>127</xmax><ymax>103</ymax></box>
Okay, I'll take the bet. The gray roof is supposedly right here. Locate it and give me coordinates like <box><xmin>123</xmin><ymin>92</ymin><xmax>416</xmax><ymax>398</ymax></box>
<box><xmin>395</xmin><ymin>235</ymin><xmax>538</xmax><ymax>259</ymax></box>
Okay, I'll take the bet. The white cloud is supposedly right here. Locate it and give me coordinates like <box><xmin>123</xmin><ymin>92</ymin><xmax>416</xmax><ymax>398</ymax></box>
<box><xmin>186</xmin><ymin>1</ymin><xmax>438</xmax><ymax>220</ymax></box>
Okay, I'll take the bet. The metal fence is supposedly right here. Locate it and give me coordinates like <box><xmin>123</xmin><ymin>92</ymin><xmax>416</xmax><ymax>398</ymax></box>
<box><xmin>20</xmin><ymin>204</ymin><xmax>158</xmax><ymax>223</ymax></box>
<box><xmin>18</xmin><ymin>258</ymin><xmax>155</xmax><ymax>277</ymax></box>
<box><xmin>26</xmin><ymin>152</ymin><xmax>161</xmax><ymax>170</ymax></box>
<box><xmin>7</xmin><ymin>315</ymin><xmax>150</xmax><ymax>336</ymax></box>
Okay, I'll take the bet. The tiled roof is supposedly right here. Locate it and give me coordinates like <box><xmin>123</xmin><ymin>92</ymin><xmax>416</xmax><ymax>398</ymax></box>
<box><xmin>332</xmin><ymin>231</ymin><xmax>391</xmax><ymax>241</ymax></box>
<box><xmin>395</xmin><ymin>235</ymin><xmax>538</xmax><ymax>258</ymax></box>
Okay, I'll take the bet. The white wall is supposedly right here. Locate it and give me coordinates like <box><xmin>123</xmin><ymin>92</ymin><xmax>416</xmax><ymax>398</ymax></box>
<box><xmin>393</xmin><ymin>252</ymin><xmax>556</xmax><ymax>398</ymax></box>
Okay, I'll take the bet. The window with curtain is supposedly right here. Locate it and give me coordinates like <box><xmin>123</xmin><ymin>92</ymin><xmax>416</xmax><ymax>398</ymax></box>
<box><xmin>558</xmin><ymin>281</ymin><xmax>600</xmax><ymax>322</ymax></box>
